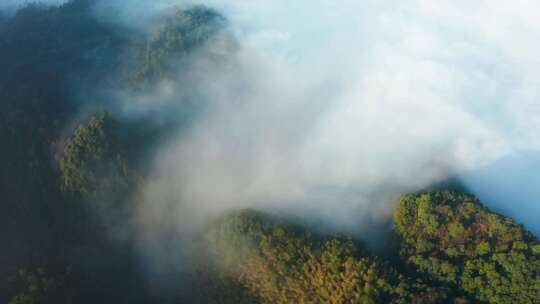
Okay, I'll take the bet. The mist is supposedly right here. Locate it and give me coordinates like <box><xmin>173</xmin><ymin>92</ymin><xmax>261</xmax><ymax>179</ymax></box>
<box><xmin>90</xmin><ymin>0</ymin><xmax>540</xmax><ymax>279</ymax></box>
<box><xmin>0</xmin><ymin>0</ymin><xmax>68</xmax><ymax>12</ymax></box>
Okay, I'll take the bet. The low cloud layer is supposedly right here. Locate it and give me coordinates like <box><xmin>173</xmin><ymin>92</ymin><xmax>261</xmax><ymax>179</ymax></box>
<box><xmin>115</xmin><ymin>0</ymin><xmax>540</xmax><ymax>231</ymax></box>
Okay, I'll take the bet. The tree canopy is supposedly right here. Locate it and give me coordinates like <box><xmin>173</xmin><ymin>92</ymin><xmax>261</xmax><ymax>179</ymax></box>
<box><xmin>130</xmin><ymin>5</ymin><xmax>226</xmax><ymax>87</ymax></box>
<box><xmin>202</xmin><ymin>210</ymin><xmax>467</xmax><ymax>304</ymax></box>
<box><xmin>60</xmin><ymin>113</ymin><xmax>129</xmax><ymax>197</ymax></box>
<box><xmin>394</xmin><ymin>191</ymin><xmax>540</xmax><ymax>304</ymax></box>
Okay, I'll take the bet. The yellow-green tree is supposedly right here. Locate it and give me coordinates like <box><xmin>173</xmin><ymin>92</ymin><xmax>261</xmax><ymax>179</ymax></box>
<box><xmin>203</xmin><ymin>210</ymin><xmax>457</xmax><ymax>304</ymax></box>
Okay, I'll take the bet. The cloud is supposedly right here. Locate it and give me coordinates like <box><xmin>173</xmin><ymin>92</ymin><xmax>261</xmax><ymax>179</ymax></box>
<box><xmin>92</xmin><ymin>0</ymin><xmax>540</xmax><ymax>267</ymax></box>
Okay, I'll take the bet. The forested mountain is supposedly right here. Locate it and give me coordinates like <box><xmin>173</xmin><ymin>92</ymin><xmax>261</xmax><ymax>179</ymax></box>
<box><xmin>0</xmin><ymin>1</ymin><xmax>538</xmax><ymax>303</ymax></box>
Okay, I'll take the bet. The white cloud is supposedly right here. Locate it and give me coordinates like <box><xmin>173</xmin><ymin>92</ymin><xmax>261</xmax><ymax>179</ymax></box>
<box><xmin>96</xmin><ymin>0</ymin><xmax>540</xmax><ymax>245</ymax></box>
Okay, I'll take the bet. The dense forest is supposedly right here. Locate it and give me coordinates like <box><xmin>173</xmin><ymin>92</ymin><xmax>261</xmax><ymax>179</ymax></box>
<box><xmin>0</xmin><ymin>1</ymin><xmax>539</xmax><ymax>303</ymax></box>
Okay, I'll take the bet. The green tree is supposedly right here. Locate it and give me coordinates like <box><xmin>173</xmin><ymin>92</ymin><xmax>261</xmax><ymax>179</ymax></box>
<box><xmin>130</xmin><ymin>6</ymin><xmax>226</xmax><ymax>87</ymax></box>
<box><xmin>59</xmin><ymin>113</ymin><xmax>129</xmax><ymax>198</ymax></box>
<box><xmin>394</xmin><ymin>191</ymin><xmax>540</xmax><ymax>303</ymax></box>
